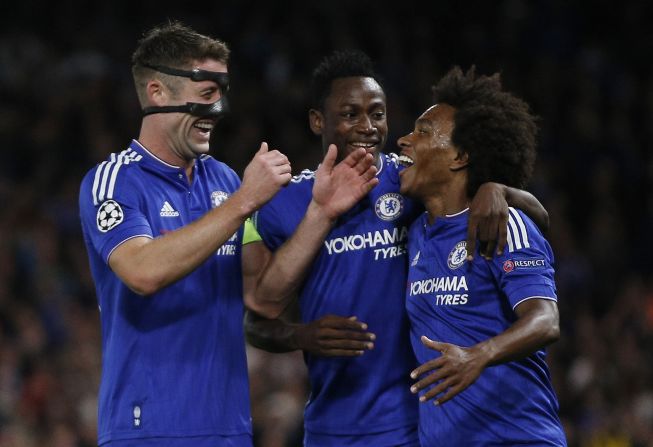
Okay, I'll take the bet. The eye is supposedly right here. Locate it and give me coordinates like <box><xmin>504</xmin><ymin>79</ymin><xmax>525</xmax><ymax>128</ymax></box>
<box><xmin>201</xmin><ymin>87</ymin><xmax>218</xmax><ymax>98</ymax></box>
<box><xmin>372</xmin><ymin>111</ymin><xmax>386</xmax><ymax>120</ymax></box>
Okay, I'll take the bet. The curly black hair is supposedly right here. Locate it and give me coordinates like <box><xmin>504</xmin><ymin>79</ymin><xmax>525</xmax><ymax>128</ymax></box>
<box><xmin>309</xmin><ymin>50</ymin><xmax>383</xmax><ymax>110</ymax></box>
<box><xmin>432</xmin><ymin>66</ymin><xmax>538</xmax><ymax>198</ymax></box>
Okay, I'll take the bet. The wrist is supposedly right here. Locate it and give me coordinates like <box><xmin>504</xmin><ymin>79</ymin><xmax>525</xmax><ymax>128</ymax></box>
<box><xmin>307</xmin><ymin>199</ymin><xmax>338</xmax><ymax>225</ymax></box>
<box><xmin>229</xmin><ymin>188</ymin><xmax>260</xmax><ymax>218</ymax></box>
<box><xmin>472</xmin><ymin>340</ymin><xmax>496</xmax><ymax>368</ymax></box>
<box><xmin>288</xmin><ymin>324</ymin><xmax>305</xmax><ymax>351</ymax></box>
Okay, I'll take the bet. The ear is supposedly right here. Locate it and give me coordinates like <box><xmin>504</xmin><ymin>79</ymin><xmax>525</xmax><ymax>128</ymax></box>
<box><xmin>146</xmin><ymin>79</ymin><xmax>168</xmax><ymax>106</ymax></box>
<box><xmin>450</xmin><ymin>151</ymin><xmax>469</xmax><ymax>172</ymax></box>
<box><xmin>308</xmin><ymin>109</ymin><xmax>324</xmax><ymax>135</ymax></box>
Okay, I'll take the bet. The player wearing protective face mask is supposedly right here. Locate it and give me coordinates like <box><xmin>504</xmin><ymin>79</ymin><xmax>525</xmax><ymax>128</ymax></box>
<box><xmin>78</xmin><ymin>23</ymin><xmax>377</xmax><ymax>447</ymax></box>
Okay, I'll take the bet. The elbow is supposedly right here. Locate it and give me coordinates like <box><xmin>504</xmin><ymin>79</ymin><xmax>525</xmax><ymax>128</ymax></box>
<box><xmin>244</xmin><ymin>290</ymin><xmax>277</xmax><ymax>319</ymax></box>
<box><xmin>545</xmin><ymin>319</ymin><xmax>560</xmax><ymax>345</ymax></box>
<box><xmin>244</xmin><ymin>299</ymin><xmax>283</xmax><ymax>320</ymax></box>
<box><xmin>539</xmin><ymin>312</ymin><xmax>560</xmax><ymax>346</ymax></box>
<box><xmin>541</xmin><ymin>210</ymin><xmax>550</xmax><ymax>234</ymax></box>
<box><xmin>120</xmin><ymin>272</ymin><xmax>165</xmax><ymax>296</ymax></box>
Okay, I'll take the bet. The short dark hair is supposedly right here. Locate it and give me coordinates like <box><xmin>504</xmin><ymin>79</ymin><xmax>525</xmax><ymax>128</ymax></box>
<box><xmin>131</xmin><ymin>21</ymin><xmax>230</xmax><ymax>103</ymax></box>
<box><xmin>309</xmin><ymin>50</ymin><xmax>382</xmax><ymax>110</ymax></box>
<box><xmin>432</xmin><ymin>66</ymin><xmax>538</xmax><ymax>197</ymax></box>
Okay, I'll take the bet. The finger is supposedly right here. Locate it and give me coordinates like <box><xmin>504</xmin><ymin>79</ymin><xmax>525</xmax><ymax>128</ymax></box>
<box><xmin>324</xmin><ymin>315</ymin><xmax>369</xmax><ymax>331</ymax></box>
<box><xmin>256</xmin><ymin>141</ymin><xmax>269</xmax><ymax>155</ymax></box>
<box><xmin>483</xmin><ymin>216</ymin><xmax>499</xmax><ymax>259</ymax></box>
<box><xmin>351</xmin><ymin>151</ymin><xmax>373</xmax><ymax>174</ymax></box>
<box><xmin>274</xmin><ymin>163</ymin><xmax>292</xmax><ymax>175</ymax></box>
<box><xmin>361</xmin><ymin>159</ymin><xmax>378</xmax><ymax>181</ymax></box>
<box><xmin>411</xmin><ymin>368</ymin><xmax>448</xmax><ymax>394</ymax></box>
<box><xmin>435</xmin><ymin>383</ymin><xmax>465</xmax><ymax>406</ymax></box>
<box><xmin>421</xmin><ymin>335</ymin><xmax>446</xmax><ymax>352</ymax></box>
<box><xmin>265</xmin><ymin>151</ymin><xmax>290</xmax><ymax>166</ymax></box>
<box><xmin>423</xmin><ymin>377</ymin><xmax>457</xmax><ymax>403</ymax></box>
<box><xmin>466</xmin><ymin>217</ymin><xmax>477</xmax><ymax>261</ymax></box>
<box><xmin>477</xmin><ymin>216</ymin><xmax>492</xmax><ymax>257</ymax></box>
<box><xmin>320</xmin><ymin>348</ymin><xmax>367</xmax><ymax>357</ymax></box>
<box><xmin>410</xmin><ymin>356</ymin><xmax>446</xmax><ymax>379</ymax></box>
<box><xmin>496</xmin><ymin>213</ymin><xmax>508</xmax><ymax>256</ymax></box>
<box><xmin>320</xmin><ymin>144</ymin><xmax>338</xmax><ymax>173</ymax></box>
<box><xmin>280</xmin><ymin>173</ymin><xmax>292</xmax><ymax>186</ymax></box>
<box><xmin>341</xmin><ymin>147</ymin><xmax>366</xmax><ymax>168</ymax></box>
<box><xmin>319</xmin><ymin>328</ymin><xmax>376</xmax><ymax>342</ymax></box>
<box><xmin>319</xmin><ymin>338</ymin><xmax>374</xmax><ymax>351</ymax></box>
<box><xmin>360</xmin><ymin>177</ymin><xmax>380</xmax><ymax>195</ymax></box>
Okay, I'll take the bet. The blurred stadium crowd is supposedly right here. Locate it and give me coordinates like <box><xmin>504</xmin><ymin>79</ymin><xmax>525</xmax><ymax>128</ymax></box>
<box><xmin>0</xmin><ymin>1</ymin><xmax>652</xmax><ymax>446</ymax></box>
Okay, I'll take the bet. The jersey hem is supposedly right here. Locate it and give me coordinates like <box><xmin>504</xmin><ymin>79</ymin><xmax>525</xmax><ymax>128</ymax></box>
<box><xmin>304</xmin><ymin>417</ymin><xmax>418</xmax><ymax>436</ymax></box>
<box><xmin>98</xmin><ymin>426</ymin><xmax>253</xmax><ymax>444</ymax></box>
<box><xmin>512</xmin><ymin>295</ymin><xmax>557</xmax><ymax>310</ymax></box>
<box><xmin>105</xmin><ymin>233</ymin><xmax>153</xmax><ymax>263</ymax></box>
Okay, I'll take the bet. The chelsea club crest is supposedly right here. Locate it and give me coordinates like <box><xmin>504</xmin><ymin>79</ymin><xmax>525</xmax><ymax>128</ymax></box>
<box><xmin>211</xmin><ymin>191</ymin><xmax>229</xmax><ymax>208</ymax></box>
<box><xmin>447</xmin><ymin>241</ymin><xmax>467</xmax><ymax>269</ymax></box>
<box><xmin>375</xmin><ymin>193</ymin><xmax>404</xmax><ymax>221</ymax></box>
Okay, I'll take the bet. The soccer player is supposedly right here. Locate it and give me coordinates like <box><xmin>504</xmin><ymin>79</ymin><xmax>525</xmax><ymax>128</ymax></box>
<box><xmin>244</xmin><ymin>51</ymin><xmax>550</xmax><ymax>446</ymax></box>
<box><xmin>399</xmin><ymin>66</ymin><xmax>566</xmax><ymax>445</ymax></box>
<box><xmin>78</xmin><ymin>23</ymin><xmax>376</xmax><ymax>447</ymax></box>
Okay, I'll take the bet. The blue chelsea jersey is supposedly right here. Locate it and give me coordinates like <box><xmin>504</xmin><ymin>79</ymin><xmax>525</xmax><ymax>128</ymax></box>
<box><xmin>255</xmin><ymin>153</ymin><xmax>422</xmax><ymax>444</ymax></box>
<box><xmin>406</xmin><ymin>208</ymin><xmax>566</xmax><ymax>446</ymax></box>
<box><xmin>79</xmin><ymin>140</ymin><xmax>252</xmax><ymax>445</ymax></box>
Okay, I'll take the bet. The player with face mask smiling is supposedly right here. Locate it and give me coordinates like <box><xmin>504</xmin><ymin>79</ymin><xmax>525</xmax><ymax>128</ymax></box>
<box><xmin>79</xmin><ymin>23</ymin><xmax>376</xmax><ymax>447</ymax></box>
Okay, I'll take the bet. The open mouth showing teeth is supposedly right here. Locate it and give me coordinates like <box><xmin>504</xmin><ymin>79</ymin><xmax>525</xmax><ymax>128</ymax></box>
<box><xmin>194</xmin><ymin>121</ymin><xmax>214</xmax><ymax>132</ymax></box>
<box><xmin>350</xmin><ymin>142</ymin><xmax>376</xmax><ymax>150</ymax></box>
<box><xmin>398</xmin><ymin>155</ymin><xmax>414</xmax><ymax>167</ymax></box>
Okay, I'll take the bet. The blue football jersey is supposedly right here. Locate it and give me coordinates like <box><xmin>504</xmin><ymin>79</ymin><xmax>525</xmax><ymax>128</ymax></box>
<box><xmin>406</xmin><ymin>208</ymin><xmax>566</xmax><ymax>446</ymax></box>
<box><xmin>254</xmin><ymin>153</ymin><xmax>422</xmax><ymax>445</ymax></box>
<box><xmin>79</xmin><ymin>140</ymin><xmax>252</xmax><ymax>445</ymax></box>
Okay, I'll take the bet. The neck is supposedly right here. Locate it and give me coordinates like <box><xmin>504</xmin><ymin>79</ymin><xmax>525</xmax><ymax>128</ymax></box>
<box><xmin>422</xmin><ymin>181</ymin><xmax>469</xmax><ymax>224</ymax></box>
<box><xmin>138</xmin><ymin>119</ymin><xmax>196</xmax><ymax>177</ymax></box>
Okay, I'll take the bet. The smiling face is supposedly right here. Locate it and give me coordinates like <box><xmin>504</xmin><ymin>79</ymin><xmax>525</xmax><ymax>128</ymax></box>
<box><xmin>159</xmin><ymin>58</ymin><xmax>227</xmax><ymax>162</ymax></box>
<box><xmin>397</xmin><ymin>103</ymin><xmax>466</xmax><ymax>200</ymax></box>
<box><xmin>309</xmin><ymin>76</ymin><xmax>387</xmax><ymax>163</ymax></box>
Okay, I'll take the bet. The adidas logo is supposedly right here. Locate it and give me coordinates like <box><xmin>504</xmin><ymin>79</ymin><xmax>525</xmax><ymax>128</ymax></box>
<box><xmin>160</xmin><ymin>201</ymin><xmax>180</xmax><ymax>217</ymax></box>
<box><xmin>411</xmin><ymin>250</ymin><xmax>420</xmax><ymax>266</ymax></box>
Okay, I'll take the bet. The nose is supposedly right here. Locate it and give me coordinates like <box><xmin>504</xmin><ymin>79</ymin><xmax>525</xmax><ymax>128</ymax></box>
<box><xmin>356</xmin><ymin>115</ymin><xmax>374</xmax><ymax>134</ymax></box>
<box><xmin>397</xmin><ymin>133</ymin><xmax>411</xmax><ymax>149</ymax></box>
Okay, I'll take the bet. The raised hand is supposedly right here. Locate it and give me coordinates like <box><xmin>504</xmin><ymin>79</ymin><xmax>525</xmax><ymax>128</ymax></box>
<box><xmin>311</xmin><ymin>145</ymin><xmax>379</xmax><ymax>221</ymax></box>
<box><xmin>466</xmin><ymin>182</ymin><xmax>509</xmax><ymax>261</ymax></box>
<box><xmin>294</xmin><ymin>315</ymin><xmax>376</xmax><ymax>357</ymax></box>
<box><xmin>240</xmin><ymin>142</ymin><xmax>292</xmax><ymax>210</ymax></box>
<box><xmin>410</xmin><ymin>336</ymin><xmax>487</xmax><ymax>406</ymax></box>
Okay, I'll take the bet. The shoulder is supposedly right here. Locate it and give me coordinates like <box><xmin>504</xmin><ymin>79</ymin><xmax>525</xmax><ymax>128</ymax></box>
<box><xmin>199</xmin><ymin>154</ymin><xmax>238</xmax><ymax>177</ymax></box>
<box><xmin>290</xmin><ymin>168</ymin><xmax>316</xmax><ymax>185</ymax></box>
<box><xmin>80</xmin><ymin>150</ymin><xmax>144</xmax><ymax>205</ymax></box>
<box><xmin>383</xmin><ymin>152</ymin><xmax>401</xmax><ymax>168</ymax></box>
<box><xmin>257</xmin><ymin>169</ymin><xmax>313</xmax><ymax>220</ymax></box>
<box><xmin>506</xmin><ymin>207</ymin><xmax>549</xmax><ymax>253</ymax></box>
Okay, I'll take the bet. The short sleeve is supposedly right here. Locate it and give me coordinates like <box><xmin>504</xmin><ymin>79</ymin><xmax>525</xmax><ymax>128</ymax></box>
<box><xmin>79</xmin><ymin>164</ymin><xmax>153</xmax><ymax>264</ymax></box>
<box><xmin>489</xmin><ymin>208</ymin><xmax>557</xmax><ymax>309</ymax></box>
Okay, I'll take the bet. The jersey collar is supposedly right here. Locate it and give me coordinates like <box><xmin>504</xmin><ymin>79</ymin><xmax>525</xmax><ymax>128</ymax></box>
<box><xmin>129</xmin><ymin>139</ymin><xmax>192</xmax><ymax>175</ymax></box>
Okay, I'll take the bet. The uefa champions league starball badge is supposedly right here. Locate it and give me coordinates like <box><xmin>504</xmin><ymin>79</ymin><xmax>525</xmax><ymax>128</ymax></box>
<box><xmin>96</xmin><ymin>200</ymin><xmax>124</xmax><ymax>233</ymax></box>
